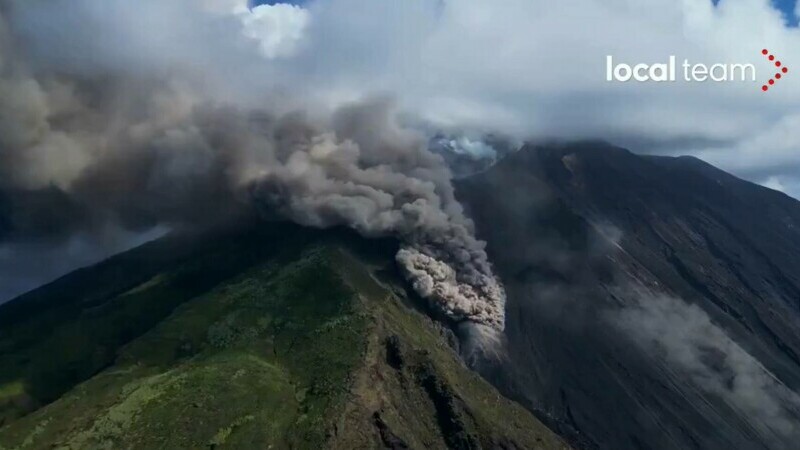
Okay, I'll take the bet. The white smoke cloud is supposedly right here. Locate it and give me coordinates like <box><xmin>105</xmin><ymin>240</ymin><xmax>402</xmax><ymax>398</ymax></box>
<box><xmin>762</xmin><ymin>175</ymin><xmax>788</xmax><ymax>192</ymax></box>
<box><xmin>235</xmin><ymin>3</ymin><xmax>310</xmax><ymax>59</ymax></box>
<box><xmin>434</xmin><ymin>136</ymin><xmax>498</xmax><ymax>160</ymax></box>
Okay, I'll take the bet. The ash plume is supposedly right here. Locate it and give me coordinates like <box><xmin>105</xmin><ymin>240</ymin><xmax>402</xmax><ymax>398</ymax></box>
<box><xmin>0</xmin><ymin>2</ymin><xmax>505</xmax><ymax>336</ymax></box>
<box><xmin>247</xmin><ymin>101</ymin><xmax>505</xmax><ymax>332</ymax></box>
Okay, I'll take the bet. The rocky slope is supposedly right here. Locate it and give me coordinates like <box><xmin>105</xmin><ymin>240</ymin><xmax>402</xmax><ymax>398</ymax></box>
<box><xmin>0</xmin><ymin>222</ymin><xmax>566</xmax><ymax>450</ymax></box>
<box><xmin>457</xmin><ymin>142</ymin><xmax>800</xmax><ymax>450</ymax></box>
<box><xmin>5</xmin><ymin>141</ymin><xmax>800</xmax><ymax>450</ymax></box>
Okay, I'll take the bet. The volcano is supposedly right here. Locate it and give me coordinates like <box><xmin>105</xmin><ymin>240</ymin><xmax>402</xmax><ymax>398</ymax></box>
<box><xmin>457</xmin><ymin>141</ymin><xmax>800</xmax><ymax>449</ymax></box>
<box><xmin>3</xmin><ymin>142</ymin><xmax>800</xmax><ymax>449</ymax></box>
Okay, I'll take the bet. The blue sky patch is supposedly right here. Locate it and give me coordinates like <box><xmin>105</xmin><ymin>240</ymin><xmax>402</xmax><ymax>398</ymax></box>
<box><xmin>252</xmin><ymin>0</ymin><xmax>305</xmax><ymax>6</ymax></box>
<box><xmin>713</xmin><ymin>0</ymin><xmax>798</xmax><ymax>27</ymax></box>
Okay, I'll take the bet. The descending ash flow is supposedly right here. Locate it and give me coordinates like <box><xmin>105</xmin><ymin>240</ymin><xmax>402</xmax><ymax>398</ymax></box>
<box><xmin>249</xmin><ymin>104</ymin><xmax>505</xmax><ymax>332</ymax></box>
<box><xmin>0</xmin><ymin>7</ymin><xmax>505</xmax><ymax>334</ymax></box>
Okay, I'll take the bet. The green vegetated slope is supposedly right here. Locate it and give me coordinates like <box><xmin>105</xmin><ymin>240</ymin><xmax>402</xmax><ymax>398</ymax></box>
<box><xmin>0</xmin><ymin>224</ymin><xmax>567</xmax><ymax>449</ymax></box>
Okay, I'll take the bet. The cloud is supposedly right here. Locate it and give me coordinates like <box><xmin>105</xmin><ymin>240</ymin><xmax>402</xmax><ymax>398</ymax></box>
<box><xmin>762</xmin><ymin>175</ymin><xmax>788</xmax><ymax>191</ymax></box>
<box><xmin>236</xmin><ymin>2</ymin><xmax>310</xmax><ymax>58</ymax></box>
<box><xmin>9</xmin><ymin>0</ymin><xmax>800</xmax><ymax>180</ymax></box>
<box><xmin>240</xmin><ymin>0</ymin><xmax>800</xmax><ymax>194</ymax></box>
<box><xmin>697</xmin><ymin>111</ymin><xmax>800</xmax><ymax>198</ymax></box>
<box><xmin>610</xmin><ymin>287</ymin><xmax>800</xmax><ymax>445</ymax></box>
<box><xmin>2</xmin><ymin>0</ymin><xmax>798</xmax><ymax>304</ymax></box>
<box><xmin>761</xmin><ymin>173</ymin><xmax>800</xmax><ymax>198</ymax></box>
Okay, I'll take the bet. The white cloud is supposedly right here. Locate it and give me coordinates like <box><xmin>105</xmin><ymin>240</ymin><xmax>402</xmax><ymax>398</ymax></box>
<box><xmin>253</xmin><ymin>0</ymin><xmax>797</xmax><ymax>195</ymax></box>
<box><xmin>7</xmin><ymin>0</ymin><xmax>800</xmax><ymax>195</ymax></box>
<box><xmin>237</xmin><ymin>3</ymin><xmax>309</xmax><ymax>58</ymax></box>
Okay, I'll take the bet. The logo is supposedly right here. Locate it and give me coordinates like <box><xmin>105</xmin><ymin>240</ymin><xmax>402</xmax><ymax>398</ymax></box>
<box><xmin>761</xmin><ymin>49</ymin><xmax>789</xmax><ymax>92</ymax></box>
<box><xmin>606</xmin><ymin>55</ymin><xmax>756</xmax><ymax>83</ymax></box>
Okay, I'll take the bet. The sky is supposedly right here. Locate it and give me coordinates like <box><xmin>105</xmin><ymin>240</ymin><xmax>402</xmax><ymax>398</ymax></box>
<box><xmin>239</xmin><ymin>0</ymin><xmax>800</xmax><ymax>197</ymax></box>
<box><xmin>2</xmin><ymin>0</ymin><xmax>800</xmax><ymax>301</ymax></box>
<box><xmin>8</xmin><ymin>0</ymin><xmax>799</xmax><ymax>196</ymax></box>
<box><xmin>765</xmin><ymin>0</ymin><xmax>798</xmax><ymax>25</ymax></box>
<box><xmin>710</xmin><ymin>0</ymin><xmax>799</xmax><ymax>25</ymax></box>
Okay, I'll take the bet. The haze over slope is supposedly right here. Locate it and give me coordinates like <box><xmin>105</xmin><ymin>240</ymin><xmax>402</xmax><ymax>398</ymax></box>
<box><xmin>458</xmin><ymin>142</ymin><xmax>800</xmax><ymax>450</ymax></box>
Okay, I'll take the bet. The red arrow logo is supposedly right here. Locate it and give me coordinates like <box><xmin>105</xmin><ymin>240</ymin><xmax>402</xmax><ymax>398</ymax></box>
<box><xmin>761</xmin><ymin>49</ymin><xmax>788</xmax><ymax>92</ymax></box>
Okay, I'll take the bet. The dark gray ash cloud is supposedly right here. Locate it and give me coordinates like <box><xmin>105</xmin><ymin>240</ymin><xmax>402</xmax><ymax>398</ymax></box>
<box><xmin>0</xmin><ymin>1</ymin><xmax>505</xmax><ymax>342</ymax></box>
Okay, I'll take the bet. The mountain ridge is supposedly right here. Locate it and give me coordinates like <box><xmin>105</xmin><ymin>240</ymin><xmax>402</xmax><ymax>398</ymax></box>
<box><xmin>4</xmin><ymin>141</ymin><xmax>800</xmax><ymax>449</ymax></box>
<box><xmin>456</xmin><ymin>141</ymin><xmax>800</xmax><ymax>450</ymax></box>
<box><xmin>0</xmin><ymin>221</ymin><xmax>567</xmax><ymax>449</ymax></box>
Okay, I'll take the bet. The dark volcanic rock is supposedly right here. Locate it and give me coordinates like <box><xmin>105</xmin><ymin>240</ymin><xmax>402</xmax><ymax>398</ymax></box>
<box><xmin>457</xmin><ymin>141</ymin><xmax>800</xmax><ymax>450</ymax></box>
